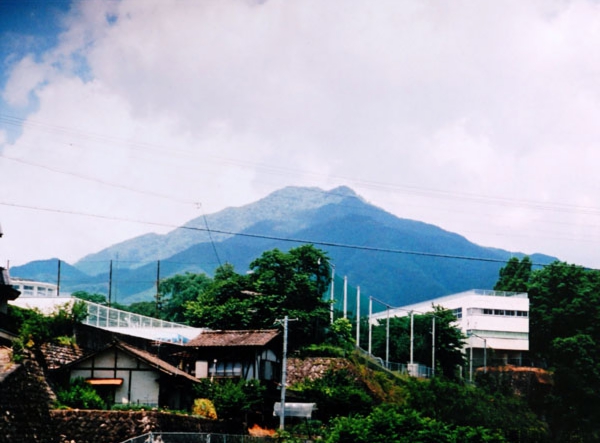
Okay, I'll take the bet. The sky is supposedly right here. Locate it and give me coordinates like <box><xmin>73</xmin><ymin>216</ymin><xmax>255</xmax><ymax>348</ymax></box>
<box><xmin>2</xmin><ymin>0</ymin><xmax>600</xmax><ymax>269</ymax></box>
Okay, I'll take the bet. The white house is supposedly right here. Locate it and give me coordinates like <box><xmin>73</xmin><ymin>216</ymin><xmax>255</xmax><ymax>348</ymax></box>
<box><xmin>61</xmin><ymin>341</ymin><xmax>200</xmax><ymax>409</ymax></box>
<box><xmin>370</xmin><ymin>289</ymin><xmax>529</xmax><ymax>368</ymax></box>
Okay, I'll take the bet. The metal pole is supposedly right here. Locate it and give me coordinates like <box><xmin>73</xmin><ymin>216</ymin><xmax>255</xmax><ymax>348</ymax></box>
<box><xmin>469</xmin><ymin>340</ymin><xmax>473</xmax><ymax>382</ymax></box>
<box><xmin>343</xmin><ymin>276</ymin><xmax>348</xmax><ymax>319</ymax></box>
<box><xmin>356</xmin><ymin>286</ymin><xmax>360</xmax><ymax>347</ymax></box>
<box><xmin>56</xmin><ymin>259</ymin><xmax>61</xmax><ymax>297</ymax></box>
<box><xmin>156</xmin><ymin>260</ymin><xmax>161</xmax><ymax>315</ymax></box>
<box><xmin>432</xmin><ymin>315</ymin><xmax>436</xmax><ymax>377</ymax></box>
<box><xmin>329</xmin><ymin>265</ymin><xmax>335</xmax><ymax>325</ymax></box>
<box><xmin>280</xmin><ymin>316</ymin><xmax>288</xmax><ymax>431</ymax></box>
<box><xmin>386</xmin><ymin>307</ymin><xmax>390</xmax><ymax>368</ymax></box>
<box><xmin>108</xmin><ymin>260</ymin><xmax>113</xmax><ymax>307</ymax></box>
<box><xmin>368</xmin><ymin>297</ymin><xmax>372</xmax><ymax>355</ymax></box>
<box><xmin>484</xmin><ymin>338</ymin><xmax>487</xmax><ymax>374</ymax></box>
<box><xmin>410</xmin><ymin>311</ymin><xmax>414</xmax><ymax>365</ymax></box>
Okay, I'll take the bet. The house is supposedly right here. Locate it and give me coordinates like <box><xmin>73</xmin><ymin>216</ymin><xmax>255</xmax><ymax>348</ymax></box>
<box><xmin>184</xmin><ymin>330</ymin><xmax>281</xmax><ymax>382</ymax></box>
<box><xmin>370</xmin><ymin>289</ymin><xmax>530</xmax><ymax>369</ymax></box>
<box><xmin>55</xmin><ymin>340</ymin><xmax>200</xmax><ymax>410</ymax></box>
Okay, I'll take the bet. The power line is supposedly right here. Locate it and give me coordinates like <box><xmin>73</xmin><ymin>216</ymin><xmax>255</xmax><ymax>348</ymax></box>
<box><xmin>0</xmin><ymin>200</ymin><xmax>555</xmax><ymax>267</ymax></box>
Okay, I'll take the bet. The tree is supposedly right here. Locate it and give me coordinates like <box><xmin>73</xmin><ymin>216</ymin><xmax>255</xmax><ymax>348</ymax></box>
<box><xmin>72</xmin><ymin>290</ymin><xmax>108</xmax><ymax>305</ymax></box>
<box><xmin>510</xmin><ymin>260</ymin><xmax>600</xmax><ymax>441</ymax></box>
<box><xmin>494</xmin><ymin>257</ymin><xmax>532</xmax><ymax>293</ymax></box>
<box><xmin>371</xmin><ymin>306</ymin><xmax>465</xmax><ymax>379</ymax></box>
<box><xmin>158</xmin><ymin>272</ymin><xmax>213</xmax><ymax>322</ymax></box>
<box><xmin>185</xmin><ymin>245</ymin><xmax>332</xmax><ymax>349</ymax></box>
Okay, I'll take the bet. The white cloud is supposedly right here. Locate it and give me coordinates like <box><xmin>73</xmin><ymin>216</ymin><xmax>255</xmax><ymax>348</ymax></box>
<box><xmin>3</xmin><ymin>0</ymin><xmax>600</xmax><ymax>268</ymax></box>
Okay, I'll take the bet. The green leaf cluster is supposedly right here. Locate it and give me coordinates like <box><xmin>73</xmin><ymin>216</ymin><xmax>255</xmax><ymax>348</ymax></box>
<box><xmin>193</xmin><ymin>378</ymin><xmax>265</xmax><ymax>420</ymax></box>
<box><xmin>291</xmin><ymin>368</ymin><xmax>375</xmax><ymax>421</ymax></box>
<box><xmin>55</xmin><ymin>377</ymin><xmax>105</xmax><ymax>410</ymax></box>
<box><xmin>494</xmin><ymin>257</ymin><xmax>600</xmax><ymax>441</ymax></box>
<box><xmin>325</xmin><ymin>404</ymin><xmax>507</xmax><ymax>443</ymax></box>
<box><xmin>164</xmin><ymin>245</ymin><xmax>333</xmax><ymax>349</ymax></box>
<box><xmin>370</xmin><ymin>306</ymin><xmax>465</xmax><ymax>379</ymax></box>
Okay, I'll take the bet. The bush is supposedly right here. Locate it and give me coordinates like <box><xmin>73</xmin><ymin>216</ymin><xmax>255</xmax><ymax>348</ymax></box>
<box><xmin>324</xmin><ymin>404</ymin><xmax>508</xmax><ymax>443</ymax></box>
<box><xmin>192</xmin><ymin>398</ymin><xmax>218</xmax><ymax>419</ymax></box>
<box><xmin>291</xmin><ymin>368</ymin><xmax>375</xmax><ymax>421</ymax></box>
<box><xmin>55</xmin><ymin>377</ymin><xmax>105</xmax><ymax>409</ymax></box>
<box><xmin>193</xmin><ymin>379</ymin><xmax>265</xmax><ymax>420</ymax></box>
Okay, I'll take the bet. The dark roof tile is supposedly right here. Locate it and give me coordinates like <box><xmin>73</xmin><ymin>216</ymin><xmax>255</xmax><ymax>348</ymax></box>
<box><xmin>186</xmin><ymin>329</ymin><xmax>280</xmax><ymax>347</ymax></box>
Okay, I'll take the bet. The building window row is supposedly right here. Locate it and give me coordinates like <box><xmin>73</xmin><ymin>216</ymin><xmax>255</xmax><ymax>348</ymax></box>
<box><xmin>467</xmin><ymin>308</ymin><xmax>528</xmax><ymax>317</ymax></box>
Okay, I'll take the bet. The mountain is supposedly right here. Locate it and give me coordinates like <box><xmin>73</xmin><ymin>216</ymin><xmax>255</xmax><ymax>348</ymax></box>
<box><xmin>10</xmin><ymin>186</ymin><xmax>558</xmax><ymax>307</ymax></box>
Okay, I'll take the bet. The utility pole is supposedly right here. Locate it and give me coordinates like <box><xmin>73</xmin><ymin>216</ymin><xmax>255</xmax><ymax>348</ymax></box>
<box><xmin>57</xmin><ymin>259</ymin><xmax>61</xmax><ymax>297</ymax></box>
<box><xmin>155</xmin><ymin>260</ymin><xmax>161</xmax><ymax>315</ymax></box>
<box><xmin>431</xmin><ymin>315</ymin><xmax>436</xmax><ymax>377</ymax></box>
<box><xmin>355</xmin><ymin>286</ymin><xmax>361</xmax><ymax>347</ymax></box>
<box><xmin>368</xmin><ymin>297</ymin><xmax>373</xmax><ymax>355</ymax></box>
<box><xmin>276</xmin><ymin>316</ymin><xmax>297</xmax><ymax>431</ymax></box>
<box><xmin>329</xmin><ymin>264</ymin><xmax>335</xmax><ymax>325</ymax></box>
<box><xmin>409</xmin><ymin>310</ymin><xmax>414</xmax><ymax>365</ymax></box>
<box><xmin>108</xmin><ymin>260</ymin><xmax>113</xmax><ymax>307</ymax></box>
<box><xmin>343</xmin><ymin>276</ymin><xmax>347</xmax><ymax>319</ymax></box>
<box><xmin>386</xmin><ymin>307</ymin><xmax>390</xmax><ymax>368</ymax></box>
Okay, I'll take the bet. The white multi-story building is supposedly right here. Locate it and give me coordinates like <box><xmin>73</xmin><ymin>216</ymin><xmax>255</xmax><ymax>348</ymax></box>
<box><xmin>370</xmin><ymin>289</ymin><xmax>529</xmax><ymax>367</ymax></box>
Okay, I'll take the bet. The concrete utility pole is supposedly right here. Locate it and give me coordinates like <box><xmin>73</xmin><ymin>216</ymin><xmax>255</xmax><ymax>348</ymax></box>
<box><xmin>329</xmin><ymin>264</ymin><xmax>335</xmax><ymax>325</ymax></box>
<box><xmin>276</xmin><ymin>315</ymin><xmax>297</xmax><ymax>431</ymax></box>
<box><xmin>355</xmin><ymin>286</ymin><xmax>361</xmax><ymax>347</ymax></box>
<box><xmin>409</xmin><ymin>310</ymin><xmax>414</xmax><ymax>365</ymax></box>
<box><xmin>343</xmin><ymin>276</ymin><xmax>348</xmax><ymax>319</ymax></box>
<box><xmin>368</xmin><ymin>297</ymin><xmax>373</xmax><ymax>355</ymax></box>
<box><xmin>386</xmin><ymin>307</ymin><xmax>390</xmax><ymax>368</ymax></box>
<box><xmin>431</xmin><ymin>315</ymin><xmax>436</xmax><ymax>377</ymax></box>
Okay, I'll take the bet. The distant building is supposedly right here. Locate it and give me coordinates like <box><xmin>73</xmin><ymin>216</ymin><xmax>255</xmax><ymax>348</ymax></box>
<box><xmin>370</xmin><ymin>289</ymin><xmax>529</xmax><ymax>368</ymax></box>
<box><xmin>10</xmin><ymin>278</ymin><xmax>59</xmax><ymax>298</ymax></box>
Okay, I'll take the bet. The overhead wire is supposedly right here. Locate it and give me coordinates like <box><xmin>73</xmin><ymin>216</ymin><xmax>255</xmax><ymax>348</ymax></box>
<box><xmin>0</xmin><ymin>200</ymin><xmax>567</xmax><ymax>268</ymax></box>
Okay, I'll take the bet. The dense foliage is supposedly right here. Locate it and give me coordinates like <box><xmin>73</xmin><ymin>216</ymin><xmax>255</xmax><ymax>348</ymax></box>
<box><xmin>193</xmin><ymin>379</ymin><xmax>265</xmax><ymax>421</ymax></box>
<box><xmin>9</xmin><ymin>302</ymin><xmax>87</xmax><ymax>360</ymax></box>
<box><xmin>494</xmin><ymin>257</ymin><xmax>600</xmax><ymax>442</ymax></box>
<box><xmin>371</xmin><ymin>306</ymin><xmax>465</xmax><ymax>379</ymax></box>
<box><xmin>173</xmin><ymin>245</ymin><xmax>332</xmax><ymax>349</ymax></box>
<box><xmin>55</xmin><ymin>377</ymin><xmax>105</xmax><ymax>410</ymax></box>
<box><xmin>325</xmin><ymin>404</ymin><xmax>508</xmax><ymax>443</ymax></box>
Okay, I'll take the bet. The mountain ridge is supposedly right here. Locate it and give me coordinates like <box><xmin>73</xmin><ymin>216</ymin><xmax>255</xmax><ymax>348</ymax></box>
<box><xmin>11</xmin><ymin>186</ymin><xmax>558</xmax><ymax>307</ymax></box>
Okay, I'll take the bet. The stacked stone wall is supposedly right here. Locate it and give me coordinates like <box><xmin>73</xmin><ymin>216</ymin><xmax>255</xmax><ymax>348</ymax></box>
<box><xmin>51</xmin><ymin>410</ymin><xmax>227</xmax><ymax>443</ymax></box>
<box><xmin>0</xmin><ymin>353</ymin><xmax>58</xmax><ymax>443</ymax></box>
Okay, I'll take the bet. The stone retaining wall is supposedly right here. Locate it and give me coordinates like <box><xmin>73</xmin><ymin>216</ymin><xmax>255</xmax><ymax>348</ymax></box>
<box><xmin>286</xmin><ymin>357</ymin><xmax>351</xmax><ymax>385</ymax></box>
<box><xmin>0</xmin><ymin>351</ymin><xmax>58</xmax><ymax>443</ymax></box>
<box><xmin>52</xmin><ymin>410</ymin><xmax>230</xmax><ymax>443</ymax></box>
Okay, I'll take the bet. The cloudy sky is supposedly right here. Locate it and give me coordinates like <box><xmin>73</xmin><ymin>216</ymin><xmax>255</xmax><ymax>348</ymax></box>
<box><xmin>1</xmin><ymin>0</ymin><xmax>600</xmax><ymax>269</ymax></box>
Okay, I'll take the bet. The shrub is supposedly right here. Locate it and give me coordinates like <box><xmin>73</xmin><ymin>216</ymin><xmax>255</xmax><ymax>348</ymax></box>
<box><xmin>193</xmin><ymin>379</ymin><xmax>265</xmax><ymax>420</ymax></box>
<box><xmin>192</xmin><ymin>398</ymin><xmax>218</xmax><ymax>419</ymax></box>
<box><xmin>55</xmin><ymin>377</ymin><xmax>105</xmax><ymax>409</ymax></box>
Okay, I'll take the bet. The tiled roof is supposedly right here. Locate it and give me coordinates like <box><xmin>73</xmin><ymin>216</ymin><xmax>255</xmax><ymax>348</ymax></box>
<box><xmin>186</xmin><ymin>329</ymin><xmax>280</xmax><ymax>347</ymax></box>
<box><xmin>41</xmin><ymin>343</ymin><xmax>89</xmax><ymax>370</ymax></box>
<box><xmin>114</xmin><ymin>341</ymin><xmax>200</xmax><ymax>383</ymax></box>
